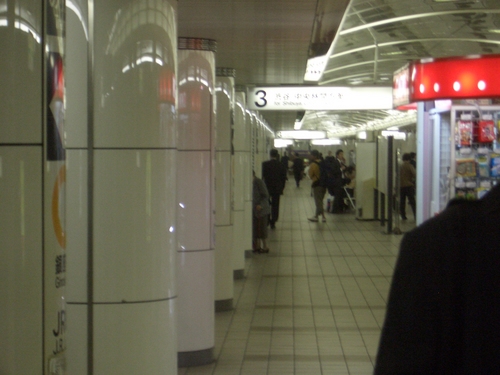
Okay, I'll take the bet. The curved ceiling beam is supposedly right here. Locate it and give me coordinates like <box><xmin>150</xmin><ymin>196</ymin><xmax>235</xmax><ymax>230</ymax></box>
<box><xmin>328</xmin><ymin>37</ymin><xmax>500</xmax><ymax>61</ymax></box>
<box><xmin>339</xmin><ymin>9</ymin><xmax>500</xmax><ymax>36</ymax></box>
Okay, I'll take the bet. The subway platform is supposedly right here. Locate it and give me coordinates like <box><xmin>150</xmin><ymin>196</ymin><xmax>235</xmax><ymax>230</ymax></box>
<box><xmin>180</xmin><ymin>179</ymin><xmax>416</xmax><ymax>375</ymax></box>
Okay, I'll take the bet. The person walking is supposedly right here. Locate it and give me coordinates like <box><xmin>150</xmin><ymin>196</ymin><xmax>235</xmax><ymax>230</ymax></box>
<box><xmin>400</xmin><ymin>153</ymin><xmax>416</xmax><ymax>220</ymax></box>
<box><xmin>292</xmin><ymin>152</ymin><xmax>305</xmax><ymax>187</ymax></box>
<box><xmin>307</xmin><ymin>150</ymin><xmax>327</xmax><ymax>223</ymax></box>
<box><xmin>281</xmin><ymin>151</ymin><xmax>290</xmax><ymax>175</ymax></box>
<box><xmin>331</xmin><ymin>149</ymin><xmax>348</xmax><ymax>214</ymax></box>
<box><xmin>262</xmin><ymin>149</ymin><xmax>287</xmax><ymax>229</ymax></box>
<box><xmin>252</xmin><ymin>171</ymin><xmax>270</xmax><ymax>253</ymax></box>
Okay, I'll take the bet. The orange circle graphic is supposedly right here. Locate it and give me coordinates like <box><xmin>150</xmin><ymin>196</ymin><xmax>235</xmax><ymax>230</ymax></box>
<box><xmin>52</xmin><ymin>165</ymin><xmax>66</xmax><ymax>249</ymax></box>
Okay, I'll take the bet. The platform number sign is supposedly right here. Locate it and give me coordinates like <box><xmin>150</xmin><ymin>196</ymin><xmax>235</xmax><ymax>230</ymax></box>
<box><xmin>254</xmin><ymin>90</ymin><xmax>268</xmax><ymax>108</ymax></box>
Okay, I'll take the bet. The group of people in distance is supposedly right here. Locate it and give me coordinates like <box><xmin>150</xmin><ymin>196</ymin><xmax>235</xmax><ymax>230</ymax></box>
<box><xmin>253</xmin><ymin>148</ymin><xmax>355</xmax><ymax>251</ymax></box>
<box><xmin>307</xmin><ymin>149</ymin><xmax>355</xmax><ymax>223</ymax></box>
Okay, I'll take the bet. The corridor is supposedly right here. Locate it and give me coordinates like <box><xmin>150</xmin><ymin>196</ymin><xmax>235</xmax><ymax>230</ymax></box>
<box><xmin>179</xmin><ymin>179</ymin><xmax>416</xmax><ymax>375</ymax></box>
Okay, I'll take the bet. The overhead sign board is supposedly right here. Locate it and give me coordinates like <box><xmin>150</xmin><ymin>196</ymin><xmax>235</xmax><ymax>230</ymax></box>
<box><xmin>247</xmin><ymin>86</ymin><xmax>393</xmax><ymax>111</ymax></box>
<box><xmin>304</xmin><ymin>55</ymin><xmax>328</xmax><ymax>82</ymax></box>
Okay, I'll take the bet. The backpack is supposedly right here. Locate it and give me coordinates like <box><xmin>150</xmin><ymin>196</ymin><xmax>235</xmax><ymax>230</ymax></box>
<box><xmin>312</xmin><ymin>160</ymin><xmax>333</xmax><ymax>188</ymax></box>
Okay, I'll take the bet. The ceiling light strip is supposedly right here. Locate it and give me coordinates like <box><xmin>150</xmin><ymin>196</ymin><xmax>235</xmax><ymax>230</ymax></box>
<box><xmin>328</xmin><ymin>113</ymin><xmax>417</xmax><ymax>138</ymax></box>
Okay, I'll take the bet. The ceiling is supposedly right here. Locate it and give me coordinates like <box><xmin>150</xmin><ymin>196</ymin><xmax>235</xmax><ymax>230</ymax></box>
<box><xmin>178</xmin><ymin>0</ymin><xmax>500</xmax><ymax>138</ymax></box>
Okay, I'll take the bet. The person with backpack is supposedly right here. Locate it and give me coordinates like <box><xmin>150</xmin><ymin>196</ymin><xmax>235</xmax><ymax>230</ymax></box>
<box><xmin>307</xmin><ymin>150</ymin><xmax>327</xmax><ymax>223</ymax></box>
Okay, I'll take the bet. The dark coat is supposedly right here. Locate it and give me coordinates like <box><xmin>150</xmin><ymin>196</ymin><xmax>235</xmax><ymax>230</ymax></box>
<box><xmin>262</xmin><ymin>159</ymin><xmax>287</xmax><ymax>195</ymax></box>
<box><xmin>292</xmin><ymin>157</ymin><xmax>304</xmax><ymax>173</ymax></box>
<box><xmin>375</xmin><ymin>183</ymin><xmax>500</xmax><ymax>374</ymax></box>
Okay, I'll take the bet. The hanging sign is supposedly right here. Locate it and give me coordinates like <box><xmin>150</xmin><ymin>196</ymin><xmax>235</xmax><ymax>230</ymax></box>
<box><xmin>247</xmin><ymin>86</ymin><xmax>393</xmax><ymax>111</ymax></box>
<box><xmin>304</xmin><ymin>55</ymin><xmax>328</xmax><ymax>82</ymax></box>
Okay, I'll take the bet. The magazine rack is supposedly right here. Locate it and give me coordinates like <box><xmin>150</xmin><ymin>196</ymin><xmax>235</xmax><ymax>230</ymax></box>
<box><xmin>450</xmin><ymin>105</ymin><xmax>500</xmax><ymax>200</ymax></box>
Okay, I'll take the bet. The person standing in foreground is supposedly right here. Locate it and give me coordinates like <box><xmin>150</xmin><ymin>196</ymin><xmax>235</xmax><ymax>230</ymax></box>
<box><xmin>307</xmin><ymin>150</ymin><xmax>327</xmax><ymax>223</ymax></box>
<box><xmin>252</xmin><ymin>170</ymin><xmax>270</xmax><ymax>253</ymax></box>
<box><xmin>375</xmin><ymin>183</ymin><xmax>500</xmax><ymax>374</ymax></box>
<box><xmin>262</xmin><ymin>149</ymin><xmax>287</xmax><ymax>229</ymax></box>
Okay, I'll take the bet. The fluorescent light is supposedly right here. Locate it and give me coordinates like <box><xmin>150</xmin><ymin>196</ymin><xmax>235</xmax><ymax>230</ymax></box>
<box><xmin>381</xmin><ymin>130</ymin><xmax>406</xmax><ymax>140</ymax></box>
<box><xmin>311</xmin><ymin>139</ymin><xmax>342</xmax><ymax>146</ymax></box>
<box><xmin>435</xmin><ymin>100</ymin><xmax>452</xmax><ymax>110</ymax></box>
<box><xmin>357</xmin><ymin>131</ymin><xmax>367</xmax><ymax>140</ymax></box>
<box><xmin>274</xmin><ymin>139</ymin><xmax>294</xmax><ymax>148</ymax></box>
<box><xmin>277</xmin><ymin>130</ymin><xmax>326</xmax><ymax>140</ymax></box>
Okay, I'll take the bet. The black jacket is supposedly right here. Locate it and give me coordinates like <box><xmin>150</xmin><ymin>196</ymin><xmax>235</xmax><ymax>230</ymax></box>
<box><xmin>375</xmin><ymin>183</ymin><xmax>500</xmax><ymax>374</ymax></box>
<box><xmin>262</xmin><ymin>159</ymin><xmax>287</xmax><ymax>195</ymax></box>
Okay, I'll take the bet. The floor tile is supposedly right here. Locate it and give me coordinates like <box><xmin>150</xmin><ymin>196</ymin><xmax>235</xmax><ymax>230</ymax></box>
<box><xmin>178</xmin><ymin>179</ymin><xmax>414</xmax><ymax>374</ymax></box>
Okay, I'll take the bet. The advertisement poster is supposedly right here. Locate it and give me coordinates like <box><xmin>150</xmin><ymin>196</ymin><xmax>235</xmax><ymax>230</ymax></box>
<box><xmin>45</xmin><ymin>0</ymin><xmax>66</xmax><ymax>373</ymax></box>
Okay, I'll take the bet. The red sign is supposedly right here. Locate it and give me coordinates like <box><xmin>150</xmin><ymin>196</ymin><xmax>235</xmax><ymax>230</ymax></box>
<box><xmin>407</xmin><ymin>54</ymin><xmax>500</xmax><ymax>102</ymax></box>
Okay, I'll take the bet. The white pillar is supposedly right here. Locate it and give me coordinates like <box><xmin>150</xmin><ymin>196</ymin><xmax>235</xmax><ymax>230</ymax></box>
<box><xmin>0</xmin><ymin>1</ymin><xmax>67</xmax><ymax>373</ymax></box>
<box><xmin>177</xmin><ymin>37</ymin><xmax>216</xmax><ymax>367</ymax></box>
<box><xmin>232</xmin><ymin>89</ymin><xmax>249</xmax><ymax>276</ymax></box>
<box><xmin>416</xmin><ymin>101</ymin><xmax>434</xmax><ymax>225</ymax></box>
<box><xmin>65</xmin><ymin>1</ymin><xmax>178</xmax><ymax>374</ymax></box>
<box><xmin>215</xmin><ymin>68</ymin><xmax>235</xmax><ymax>311</ymax></box>
<box><xmin>243</xmin><ymin>109</ymin><xmax>255</xmax><ymax>259</ymax></box>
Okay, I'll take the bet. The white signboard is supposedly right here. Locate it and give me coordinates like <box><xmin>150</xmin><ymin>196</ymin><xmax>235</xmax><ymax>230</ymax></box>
<box><xmin>304</xmin><ymin>55</ymin><xmax>328</xmax><ymax>82</ymax></box>
<box><xmin>247</xmin><ymin>86</ymin><xmax>393</xmax><ymax>111</ymax></box>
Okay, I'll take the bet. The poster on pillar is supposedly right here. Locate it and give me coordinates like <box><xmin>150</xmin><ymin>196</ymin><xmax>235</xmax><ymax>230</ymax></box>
<box><xmin>45</xmin><ymin>0</ymin><xmax>67</xmax><ymax>373</ymax></box>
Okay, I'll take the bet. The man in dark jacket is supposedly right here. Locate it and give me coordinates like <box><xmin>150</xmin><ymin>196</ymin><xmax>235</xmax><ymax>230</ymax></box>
<box><xmin>292</xmin><ymin>152</ymin><xmax>305</xmax><ymax>187</ymax></box>
<box><xmin>375</xmin><ymin>183</ymin><xmax>500</xmax><ymax>374</ymax></box>
<box><xmin>262</xmin><ymin>149</ymin><xmax>287</xmax><ymax>229</ymax></box>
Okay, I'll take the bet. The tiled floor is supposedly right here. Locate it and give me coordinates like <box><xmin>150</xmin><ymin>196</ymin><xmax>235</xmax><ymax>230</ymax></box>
<box><xmin>179</xmin><ymin>180</ymin><xmax>416</xmax><ymax>375</ymax></box>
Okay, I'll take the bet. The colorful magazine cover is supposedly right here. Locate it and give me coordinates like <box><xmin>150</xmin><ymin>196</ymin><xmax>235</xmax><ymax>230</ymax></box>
<box><xmin>491</xmin><ymin>154</ymin><xmax>500</xmax><ymax>177</ymax></box>
<box><xmin>478</xmin><ymin>120</ymin><xmax>495</xmax><ymax>143</ymax></box>
<box><xmin>477</xmin><ymin>154</ymin><xmax>490</xmax><ymax>177</ymax></box>
<box><xmin>457</xmin><ymin>120</ymin><xmax>473</xmax><ymax>147</ymax></box>
<box><xmin>497</xmin><ymin>120</ymin><xmax>500</xmax><ymax>143</ymax></box>
<box><xmin>456</xmin><ymin>158</ymin><xmax>476</xmax><ymax>177</ymax></box>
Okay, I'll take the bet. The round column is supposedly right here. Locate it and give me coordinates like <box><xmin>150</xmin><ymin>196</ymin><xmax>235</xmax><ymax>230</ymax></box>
<box><xmin>243</xmin><ymin>110</ymin><xmax>255</xmax><ymax>259</ymax></box>
<box><xmin>65</xmin><ymin>1</ymin><xmax>178</xmax><ymax>374</ymax></box>
<box><xmin>0</xmin><ymin>1</ymin><xmax>44</xmax><ymax>372</ymax></box>
<box><xmin>215</xmin><ymin>68</ymin><xmax>235</xmax><ymax>311</ymax></box>
<box><xmin>1</xmin><ymin>1</ymin><xmax>67</xmax><ymax>373</ymax></box>
<box><xmin>177</xmin><ymin>37</ymin><xmax>217</xmax><ymax>367</ymax></box>
<box><xmin>232</xmin><ymin>89</ymin><xmax>248</xmax><ymax>276</ymax></box>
